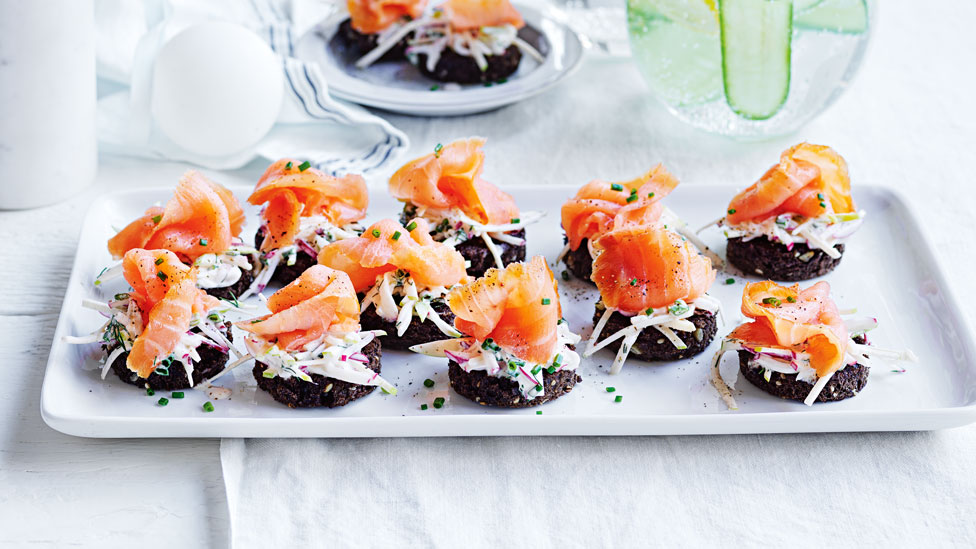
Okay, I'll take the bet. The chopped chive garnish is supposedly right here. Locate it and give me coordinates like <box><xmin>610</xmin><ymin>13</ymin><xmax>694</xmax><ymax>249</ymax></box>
<box><xmin>151</xmin><ymin>215</ymin><xmax>162</xmax><ymax>224</ymax></box>
<box><xmin>157</xmin><ymin>397</ymin><xmax>169</xmax><ymax>406</ymax></box>
<box><xmin>421</xmin><ymin>404</ymin><xmax>428</xmax><ymax>410</ymax></box>
<box><xmin>534</xmin><ymin>384</ymin><xmax>543</xmax><ymax>391</ymax></box>
<box><xmin>610</xmin><ymin>183</ymin><xmax>624</xmax><ymax>192</ymax></box>
<box><xmin>433</xmin><ymin>397</ymin><xmax>445</xmax><ymax>409</ymax></box>
<box><xmin>434</xmin><ymin>143</ymin><xmax>443</xmax><ymax>157</ymax></box>
<box><xmin>406</xmin><ymin>221</ymin><xmax>417</xmax><ymax>231</ymax></box>
<box><xmin>484</xmin><ymin>82</ymin><xmax>492</xmax><ymax>87</ymax></box>
<box><xmin>561</xmin><ymin>270</ymin><xmax>569</xmax><ymax>281</ymax></box>
<box><xmin>172</xmin><ymin>391</ymin><xmax>184</xmax><ymax>399</ymax></box>
<box><xmin>156</xmin><ymin>271</ymin><xmax>167</xmax><ymax>281</ymax></box>
<box><xmin>728</xmin><ymin>208</ymin><xmax>736</xmax><ymax>214</ymax></box>
<box><xmin>208</xmin><ymin>313</ymin><xmax>220</xmax><ymax>322</ymax></box>
<box><xmin>391</xmin><ymin>231</ymin><xmax>402</xmax><ymax>240</ymax></box>
<box><xmin>725</xmin><ymin>278</ymin><xmax>735</xmax><ymax>285</ymax></box>
<box><xmin>762</xmin><ymin>297</ymin><xmax>782</xmax><ymax>306</ymax></box>
<box><xmin>626</xmin><ymin>194</ymin><xmax>638</xmax><ymax>203</ymax></box>
<box><xmin>511</xmin><ymin>217</ymin><xmax>520</xmax><ymax>224</ymax></box>
<box><xmin>199</xmin><ymin>238</ymin><xmax>208</xmax><ymax>246</ymax></box>
<box><xmin>541</xmin><ymin>298</ymin><xmax>551</xmax><ymax>305</ymax></box>
<box><xmin>371</xmin><ymin>229</ymin><xmax>381</xmax><ymax>237</ymax></box>
<box><xmin>606</xmin><ymin>386</ymin><xmax>616</xmax><ymax>393</ymax></box>
<box><xmin>629</xmin><ymin>188</ymin><xmax>637</xmax><ymax>195</ymax></box>
<box><xmin>498</xmin><ymin>78</ymin><xmax>508</xmax><ymax>83</ymax></box>
<box><xmin>614</xmin><ymin>395</ymin><xmax>623</xmax><ymax>403</ymax></box>
<box><xmin>630</xmin><ymin>278</ymin><xmax>638</xmax><ymax>286</ymax></box>
<box><xmin>430</xmin><ymin>84</ymin><xmax>439</xmax><ymax>91</ymax></box>
<box><xmin>817</xmin><ymin>193</ymin><xmax>825</xmax><ymax>200</ymax></box>
<box><xmin>203</xmin><ymin>401</ymin><xmax>215</xmax><ymax>412</ymax></box>
<box><xmin>155</xmin><ymin>257</ymin><xmax>164</xmax><ymax>265</ymax></box>
<box><xmin>298</xmin><ymin>161</ymin><xmax>311</xmax><ymax>172</ymax></box>
<box><xmin>536</xmin><ymin>410</ymin><xmax>542</xmax><ymax>415</ymax></box>
<box><xmin>820</xmin><ymin>202</ymin><xmax>827</xmax><ymax>208</ymax></box>
<box><xmin>423</xmin><ymin>378</ymin><xmax>435</xmax><ymax>388</ymax></box>
<box><xmin>285</xmin><ymin>161</ymin><xmax>293</xmax><ymax>169</ymax></box>
<box><xmin>645</xmin><ymin>307</ymin><xmax>654</xmax><ymax>315</ymax></box>
<box><xmin>546</xmin><ymin>365</ymin><xmax>556</xmax><ymax>374</ymax></box>
<box><xmin>146</xmin><ymin>388</ymin><xmax>155</xmax><ymax>396</ymax></box>
<box><xmin>531</xmin><ymin>365</ymin><xmax>542</xmax><ymax>375</ymax></box>
<box><xmin>787</xmin><ymin>296</ymin><xmax>797</xmax><ymax>303</ymax></box>
<box><xmin>648</xmin><ymin>192</ymin><xmax>655</xmax><ymax>198</ymax></box>
<box><xmin>262</xmin><ymin>370</ymin><xmax>275</xmax><ymax>378</ymax></box>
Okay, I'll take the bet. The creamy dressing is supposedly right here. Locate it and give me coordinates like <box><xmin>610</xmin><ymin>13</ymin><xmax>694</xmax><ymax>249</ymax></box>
<box><xmin>193</xmin><ymin>249</ymin><xmax>253</xmax><ymax>289</ymax></box>
<box><xmin>722</xmin><ymin>211</ymin><xmax>865</xmax><ymax>259</ymax></box>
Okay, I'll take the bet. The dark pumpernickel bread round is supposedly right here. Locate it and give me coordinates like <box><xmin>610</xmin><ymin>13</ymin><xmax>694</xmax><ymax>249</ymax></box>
<box><xmin>448</xmin><ymin>361</ymin><xmax>580</xmax><ymax>408</ymax></box>
<box><xmin>203</xmin><ymin>263</ymin><xmax>256</xmax><ymax>302</ymax></box>
<box><xmin>455</xmin><ymin>228</ymin><xmax>526</xmax><ymax>278</ymax></box>
<box><xmin>110</xmin><ymin>324</ymin><xmax>232</xmax><ymax>391</ymax></box>
<box><xmin>253</xmin><ymin>338</ymin><xmax>383</xmax><ymax>408</ymax></box>
<box><xmin>337</xmin><ymin>18</ymin><xmax>410</xmax><ymax>61</ymax></box>
<box><xmin>359</xmin><ymin>298</ymin><xmax>456</xmax><ymax>350</ymax></box>
<box><xmin>254</xmin><ymin>227</ymin><xmax>319</xmax><ymax>287</ymax></box>
<box><xmin>417</xmin><ymin>45</ymin><xmax>522</xmax><ymax>84</ymax></box>
<box><xmin>563</xmin><ymin>238</ymin><xmax>594</xmax><ymax>283</ymax></box>
<box><xmin>592</xmin><ymin>307</ymin><xmax>717</xmax><ymax>361</ymax></box>
<box><xmin>737</xmin><ymin>350</ymin><xmax>869</xmax><ymax>403</ymax></box>
<box><xmin>726</xmin><ymin>236</ymin><xmax>844</xmax><ymax>281</ymax></box>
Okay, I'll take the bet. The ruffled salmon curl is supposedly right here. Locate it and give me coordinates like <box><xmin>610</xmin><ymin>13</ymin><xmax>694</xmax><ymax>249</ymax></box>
<box><xmin>347</xmin><ymin>0</ymin><xmax>427</xmax><ymax>34</ymax></box>
<box><xmin>107</xmin><ymin>171</ymin><xmax>245</xmax><ymax>261</ymax></box>
<box><xmin>726</xmin><ymin>143</ymin><xmax>854</xmax><ymax>225</ymax></box>
<box><xmin>590</xmin><ymin>226</ymin><xmax>715</xmax><ymax>312</ymax></box>
<box><xmin>728</xmin><ymin>281</ymin><xmax>848</xmax><ymax>378</ymax></box>
<box><xmin>317</xmin><ymin>218</ymin><xmax>469</xmax><ymax>292</ymax></box>
<box><xmin>236</xmin><ymin>265</ymin><xmax>362</xmax><ymax>352</ymax></box>
<box><xmin>560</xmin><ymin>164</ymin><xmax>679</xmax><ymax>251</ymax></box>
<box><xmin>248</xmin><ymin>159</ymin><xmax>369</xmax><ymax>252</ymax></box>
<box><xmin>446</xmin><ymin>256</ymin><xmax>560</xmax><ymax>364</ymax></box>
<box><xmin>445</xmin><ymin>0</ymin><xmax>525</xmax><ymax>30</ymax></box>
<box><xmin>388</xmin><ymin>138</ymin><xmax>519</xmax><ymax>226</ymax></box>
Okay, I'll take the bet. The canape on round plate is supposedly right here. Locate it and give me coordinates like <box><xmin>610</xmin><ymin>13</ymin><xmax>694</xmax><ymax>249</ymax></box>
<box><xmin>559</xmin><ymin>164</ymin><xmax>719</xmax><ymax>282</ymax></box>
<box><xmin>710</xmin><ymin>281</ymin><xmax>916</xmax><ymax>409</ymax></box>
<box><xmin>236</xmin><ymin>265</ymin><xmax>394</xmax><ymax>408</ymax></box>
<box><xmin>411</xmin><ymin>256</ymin><xmax>581</xmax><ymax>408</ymax></box>
<box><xmin>389</xmin><ymin>138</ymin><xmax>541</xmax><ymax>277</ymax></box>
<box><xmin>340</xmin><ymin>0</ymin><xmax>426</xmax><ymax>62</ymax></box>
<box><xmin>351</xmin><ymin>0</ymin><xmax>544</xmax><ymax>84</ymax></box>
<box><xmin>102</xmin><ymin>170</ymin><xmax>258</xmax><ymax>301</ymax></box>
<box><xmin>714</xmin><ymin>143</ymin><xmax>864</xmax><ymax>281</ymax></box>
<box><xmin>583</xmin><ymin>226</ymin><xmax>720</xmax><ymax>373</ymax></box>
<box><xmin>318</xmin><ymin>218</ymin><xmax>469</xmax><ymax>350</ymax></box>
<box><xmin>66</xmin><ymin>249</ymin><xmax>235</xmax><ymax>391</ymax></box>
<box><xmin>248</xmin><ymin>159</ymin><xmax>369</xmax><ymax>290</ymax></box>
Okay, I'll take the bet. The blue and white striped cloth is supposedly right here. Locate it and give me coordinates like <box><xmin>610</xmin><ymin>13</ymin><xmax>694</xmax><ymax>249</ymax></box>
<box><xmin>96</xmin><ymin>0</ymin><xmax>409</xmax><ymax>175</ymax></box>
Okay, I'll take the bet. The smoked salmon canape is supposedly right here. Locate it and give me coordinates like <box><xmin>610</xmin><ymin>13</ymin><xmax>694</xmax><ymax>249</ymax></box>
<box><xmin>235</xmin><ymin>265</ymin><xmax>395</xmax><ymax>408</ymax></box>
<box><xmin>247</xmin><ymin>159</ymin><xmax>370</xmax><ymax>291</ymax></box>
<box><xmin>582</xmin><ymin>226</ymin><xmax>722</xmax><ymax>374</ymax></box>
<box><xmin>65</xmin><ymin>250</ymin><xmax>236</xmax><ymax>391</ymax></box>
<box><xmin>102</xmin><ymin>171</ymin><xmax>259</xmax><ymax>303</ymax></box>
<box><xmin>318</xmin><ymin>219</ymin><xmax>471</xmax><ymax>350</ymax></box>
<box><xmin>410</xmin><ymin>256</ymin><xmax>583</xmax><ymax>408</ymax></box>
<box><xmin>709</xmin><ymin>281</ymin><xmax>917</xmax><ymax>410</ymax></box>
<box><xmin>351</xmin><ymin>0</ymin><xmax>544</xmax><ymax>84</ymax></box>
<box><xmin>710</xmin><ymin>143</ymin><xmax>865</xmax><ymax>281</ymax></box>
<box><xmin>389</xmin><ymin>138</ymin><xmax>542</xmax><ymax>278</ymax></box>
<box><xmin>559</xmin><ymin>164</ymin><xmax>721</xmax><ymax>283</ymax></box>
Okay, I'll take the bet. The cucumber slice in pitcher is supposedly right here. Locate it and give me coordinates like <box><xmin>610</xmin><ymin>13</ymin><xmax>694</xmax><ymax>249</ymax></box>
<box><xmin>795</xmin><ymin>0</ymin><xmax>868</xmax><ymax>33</ymax></box>
<box><xmin>719</xmin><ymin>0</ymin><xmax>793</xmax><ymax>120</ymax></box>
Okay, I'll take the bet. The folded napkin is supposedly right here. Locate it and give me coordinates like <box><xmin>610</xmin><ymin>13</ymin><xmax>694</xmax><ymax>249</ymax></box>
<box><xmin>95</xmin><ymin>0</ymin><xmax>408</xmax><ymax>174</ymax></box>
<box><xmin>221</xmin><ymin>431</ymin><xmax>976</xmax><ymax>547</ymax></box>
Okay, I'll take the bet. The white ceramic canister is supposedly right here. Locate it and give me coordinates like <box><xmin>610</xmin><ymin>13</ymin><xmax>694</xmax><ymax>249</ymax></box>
<box><xmin>0</xmin><ymin>0</ymin><xmax>97</xmax><ymax>209</ymax></box>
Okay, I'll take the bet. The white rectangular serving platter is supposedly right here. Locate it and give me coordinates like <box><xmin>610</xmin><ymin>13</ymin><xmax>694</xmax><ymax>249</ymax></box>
<box><xmin>41</xmin><ymin>183</ymin><xmax>976</xmax><ymax>437</ymax></box>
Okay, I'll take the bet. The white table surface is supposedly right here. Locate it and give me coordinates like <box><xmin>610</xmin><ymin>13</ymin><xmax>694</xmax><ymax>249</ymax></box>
<box><xmin>3</xmin><ymin>2</ymin><xmax>976</xmax><ymax>547</ymax></box>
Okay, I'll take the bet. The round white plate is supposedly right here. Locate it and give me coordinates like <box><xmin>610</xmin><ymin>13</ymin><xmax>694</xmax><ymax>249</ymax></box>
<box><xmin>295</xmin><ymin>3</ymin><xmax>585</xmax><ymax>116</ymax></box>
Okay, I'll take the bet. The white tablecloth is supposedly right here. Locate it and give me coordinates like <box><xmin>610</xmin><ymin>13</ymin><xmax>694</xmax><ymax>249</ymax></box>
<box><xmin>3</xmin><ymin>2</ymin><xmax>976</xmax><ymax>547</ymax></box>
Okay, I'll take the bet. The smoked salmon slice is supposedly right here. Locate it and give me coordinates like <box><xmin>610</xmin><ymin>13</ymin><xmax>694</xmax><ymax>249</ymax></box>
<box><xmin>236</xmin><ymin>265</ymin><xmax>361</xmax><ymax>352</ymax></box>
<box><xmin>108</xmin><ymin>171</ymin><xmax>245</xmax><ymax>261</ymax></box>
<box><xmin>120</xmin><ymin>249</ymin><xmax>221</xmax><ymax>377</ymax></box>
<box><xmin>249</xmin><ymin>159</ymin><xmax>369</xmax><ymax>253</ymax></box>
<box><xmin>317</xmin><ymin>218</ymin><xmax>468</xmax><ymax>292</ymax></box>
<box><xmin>561</xmin><ymin>164</ymin><xmax>679</xmax><ymax>251</ymax></box>
<box><xmin>726</xmin><ymin>143</ymin><xmax>854</xmax><ymax>226</ymax></box>
<box><xmin>446</xmin><ymin>256</ymin><xmax>560</xmax><ymax>364</ymax></box>
<box><xmin>590</xmin><ymin>226</ymin><xmax>715</xmax><ymax>312</ymax></box>
<box><xmin>347</xmin><ymin>0</ymin><xmax>427</xmax><ymax>34</ymax></box>
<box><xmin>445</xmin><ymin>0</ymin><xmax>525</xmax><ymax>30</ymax></box>
<box><xmin>388</xmin><ymin>138</ymin><xmax>519</xmax><ymax>226</ymax></box>
<box><xmin>727</xmin><ymin>281</ymin><xmax>848</xmax><ymax>377</ymax></box>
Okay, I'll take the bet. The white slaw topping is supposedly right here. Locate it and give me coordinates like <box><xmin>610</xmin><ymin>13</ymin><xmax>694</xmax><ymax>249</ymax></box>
<box><xmin>720</xmin><ymin>210</ymin><xmax>865</xmax><ymax>260</ymax></box>
<box><xmin>360</xmin><ymin>270</ymin><xmax>462</xmax><ymax>338</ymax></box>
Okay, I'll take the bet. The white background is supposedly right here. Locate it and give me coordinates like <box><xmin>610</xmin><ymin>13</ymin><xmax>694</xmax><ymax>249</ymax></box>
<box><xmin>3</xmin><ymin>1</ymin><xmax>976</xmax><ymax>546</ymax></box>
